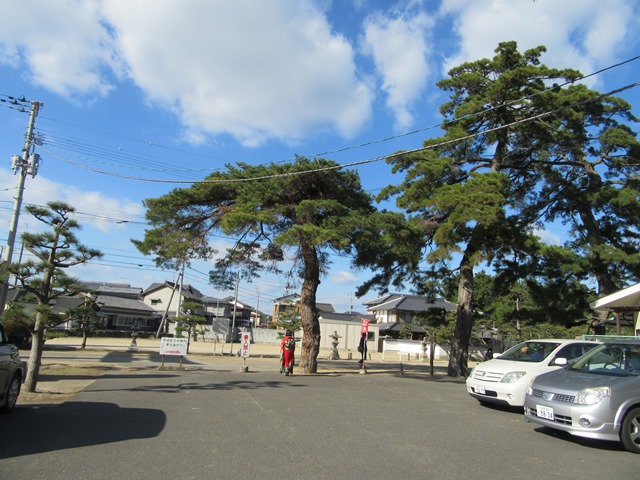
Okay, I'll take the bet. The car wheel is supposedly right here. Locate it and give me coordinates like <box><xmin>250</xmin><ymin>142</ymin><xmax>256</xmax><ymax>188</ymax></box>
<box><xmin>620</xmin><ymin>407</ymin><xmax>640</xmax><ymax>454</ymax></box>
<box><xmin>0</xmin><ymin>374</ymin><xmax>21</xmax><ymax>414</ymax></box>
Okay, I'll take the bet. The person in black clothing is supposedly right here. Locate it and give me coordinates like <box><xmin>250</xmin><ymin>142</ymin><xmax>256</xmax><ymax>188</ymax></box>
<box><xmin>357</xmin><ymin>332</ymin><xmax>368</xmax><ymax>367</ymax></box>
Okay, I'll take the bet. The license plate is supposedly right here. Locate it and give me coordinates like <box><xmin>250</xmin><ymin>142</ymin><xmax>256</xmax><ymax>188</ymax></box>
<box><xmin>536</xmin><ymin>405</ymin><xmax>554</xmax><ymax>420</ymax></box>
<box><xmin>474</xmin><ymin>385</ymin><xmax>486</xmax><ymax>395</ymax></box>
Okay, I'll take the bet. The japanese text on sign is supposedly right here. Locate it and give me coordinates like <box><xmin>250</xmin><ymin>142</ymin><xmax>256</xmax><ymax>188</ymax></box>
<box><xmin>160</xmin><ymin>337</ymin><xmax>188</xmax><ymax>356</ymax></box>
<box><xmin>240</xmin><ymin>332</ymin><xmax>251</xmax><ymax>358</ymax></box>
<box><xmin>361</xmin><ymin>319</ymin><xmax>370</xmax><ymax>334</ymax></box>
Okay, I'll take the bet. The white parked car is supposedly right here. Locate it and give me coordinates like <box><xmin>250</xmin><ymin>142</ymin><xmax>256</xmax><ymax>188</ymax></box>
<box><xmin>466</xmin><ymin>339</ymin><xmax>599</xmax><ymax>407</ymax></box>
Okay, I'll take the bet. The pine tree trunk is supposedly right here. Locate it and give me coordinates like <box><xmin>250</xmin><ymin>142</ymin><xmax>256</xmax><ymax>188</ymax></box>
<box><xmin>447</xmin><ymin>251</ymin><xmax>474</xmax><ymax>377</ymax></box>
<box><xmin>24</xmin><ymin>312</ymin><xmax>46</xmax><ymax>392</ymax></box>
<box><xmin>298</xmin><ymin>243</ymin><xmax>321</xmax><ymax>374</ymax></box>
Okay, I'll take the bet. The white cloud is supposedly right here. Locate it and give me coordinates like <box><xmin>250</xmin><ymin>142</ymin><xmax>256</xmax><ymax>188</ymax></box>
<box><xmin>439</xmin><ymin>0</ymin><xmax>639</xmax><ymax>82</ymax></box>
<box><xmin>533</xmin><ymin>226</ymin><xmax>562</xmax><ymax>246</ymax></box>
<box><xmin>0</xmin><ymin>0</ymin><xmax>119</xmax><ymax>97</ymax></box>
<box><xmin>361</xmin><ymin>7</ymin><xmax>433</xmax><ymax>129</ymax></box>
<box><xmin>0</xmin><ymin>168</ymin><xmax>144</xmax><ymax>235</ymax></box>
<box><xmin>331</xmin><ymin>270</ymin><xmax>358</xmax><ymax>285</ymax></box>
<box><xmin>0</xmin><ymin>0</ymin><xmax>373</xmax><ymax>147</ymax></box>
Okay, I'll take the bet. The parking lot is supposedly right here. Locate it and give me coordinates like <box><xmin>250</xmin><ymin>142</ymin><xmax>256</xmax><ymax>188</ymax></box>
<box><xmin>1</xmin><ymin>349</ymin><xmax>638</xmax><ymax>480</ymax></box>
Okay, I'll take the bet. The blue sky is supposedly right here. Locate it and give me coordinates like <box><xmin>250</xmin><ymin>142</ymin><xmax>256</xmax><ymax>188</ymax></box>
<box><xmin>1</xmin><ymin>0</ymin><xmax>639</xmax><ymax>314</ymax></box>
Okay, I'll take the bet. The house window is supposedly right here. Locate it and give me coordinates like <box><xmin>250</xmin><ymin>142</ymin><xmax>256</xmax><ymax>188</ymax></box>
<box><xmin>115</xmin><ymin>317</ymin><xmax>149</xmax><ymax>327</ymax></box>
<box><xmin>150</xmin><ymin>299</ymin><xmax>162</xmax><ymax>305</ymax></box>
<box><xmin>115</xmin><ymin>317</ymin><xmax>131</xmax><ymax>326</ymax></box>
<box><xmin>209</xmin><ymin>307</ymin><xmax>225</xmax><ymax>317</ymax></box>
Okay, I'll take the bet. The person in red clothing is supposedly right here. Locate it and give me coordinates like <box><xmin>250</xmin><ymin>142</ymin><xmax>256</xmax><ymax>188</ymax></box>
<box><xmin>280</xmin><ymin>329</ymin><xmax>295</xmax><ymax>376</ymax></box>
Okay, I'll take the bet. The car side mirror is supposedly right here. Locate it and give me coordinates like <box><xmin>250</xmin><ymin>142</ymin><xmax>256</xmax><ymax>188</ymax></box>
<box><xmin>554</xmin><ymin>357</ymin><xmax>568</xmax><ymax>366</ymax></box>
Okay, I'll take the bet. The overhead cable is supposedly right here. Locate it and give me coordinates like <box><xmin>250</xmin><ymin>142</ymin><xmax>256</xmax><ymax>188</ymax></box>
<box><xmin>38</xmin><ymin>80</ymin><xmax>640</xmax><ymax>184</ymax></box>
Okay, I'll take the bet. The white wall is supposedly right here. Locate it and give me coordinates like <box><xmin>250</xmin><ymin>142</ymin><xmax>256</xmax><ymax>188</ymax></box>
<box><xmin>142</xmin><ymin>285</ymin><xmax>181</xmax><ymax>317</ymax></box>
<box><xmin>204</xmin><ymin>319</ymin><xmax>380</xmax><ymax>351</ymax></box>
<box><xmin>318</xmin><ymin>319</ymin><xmax>379</xmax><ymax>351</ymax></box>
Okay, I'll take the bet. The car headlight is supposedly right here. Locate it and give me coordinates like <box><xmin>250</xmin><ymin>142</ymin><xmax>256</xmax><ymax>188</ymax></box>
<box><xmin>526</xmin><ymin>377</ymin><xmax>536</xmax><ymax>395</ymax></box>
<box><xmin>574</xmin><ymin>387</ymin><xmax>611</xmax><ymax>405</ymax></box>
<box><xmin>500</xmin><ymin>371</ymin><xmax>526</xmax><ymax>383</ymax></box>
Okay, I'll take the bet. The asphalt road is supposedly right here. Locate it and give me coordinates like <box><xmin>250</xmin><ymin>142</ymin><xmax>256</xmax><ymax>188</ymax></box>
<box><xmin>1</xmin><ymin>354</ymin><xmax>638</xmax><ymax>480</ymax></box>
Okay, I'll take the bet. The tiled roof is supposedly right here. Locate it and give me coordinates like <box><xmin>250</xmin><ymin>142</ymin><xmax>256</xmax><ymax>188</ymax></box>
<box><xmin>376</xmin><ymin>322</ymin><xmax>426</xmax><ymax>333</ymax></box>
<box><xmin>319</xmin><ymin>312</ymin><xmax>375</xmax><ymax>322</ymax></box>
<box><xmin>96</xmin><ymin>294</ymin><xmax>157</xmax><ymax>314</ymax></box>
<box><xmin>52</xmin><ymin>296</ymin><xmax>85</xmax><ymax>313</ymax></box>
<box><xmin>82</xmin><ymin>282</ymin><xmax>142</xmax><ymax>296</ymax></box>
<box><xmin>367</xmin><ymin>294</ymin><xmax>456</xmax><ymax>313</ymax></box>
<box><xmin>362</xmin><ymin>294</ymin><xmax>395</xmax><ymax>306</ymax></box>
<box><xmin>317</xmin><ymin>303</ymin><xmax>335</xmax><ymax>313</ymax></box>
<box><xmin>142</xmin><ymin>282</ymin><xmax>205</xmax><ymax>299</ymax></box>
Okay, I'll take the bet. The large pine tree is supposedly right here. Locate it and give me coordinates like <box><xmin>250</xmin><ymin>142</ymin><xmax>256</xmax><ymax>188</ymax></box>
<box><xmin>379</xmin><ymin>42</ymin><xmax>639</xmax><ymax>376</ymax></box>
<box><xmin>7</xmin><ymin>202</ymin><xmax>102</xmax><ymax>391</ymax></box>
<box><xmin>135</xmin><ymin>156</ymin><xmax>397</xmax><ymax>373</ymax></box>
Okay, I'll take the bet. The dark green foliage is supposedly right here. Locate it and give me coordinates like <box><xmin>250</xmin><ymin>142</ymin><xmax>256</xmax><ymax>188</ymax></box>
<box><xmin>135</xmin><ymin>156</ymin><xmax>392</xmax><ymax>373</ymax></box>
<box><xmin>378</xmin><ymin>41</ymin><xmax>640</xmax><ymax>376</ymax></box>
<box><xmin>5</xmin><ymin>202</ymin><xmax>102</xmax><ymax>391</ymax></box>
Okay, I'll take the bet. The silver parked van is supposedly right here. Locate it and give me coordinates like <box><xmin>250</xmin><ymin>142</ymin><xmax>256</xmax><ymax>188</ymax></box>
<box><xmin>524</xmin><ymin>339</ymin><xmax>640</xmax><ymax>453</ymax></box>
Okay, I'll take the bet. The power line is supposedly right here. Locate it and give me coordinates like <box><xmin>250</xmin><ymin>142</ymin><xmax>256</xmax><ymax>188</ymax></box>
<box><xmin>38</xmin><ymin>114</ymin><xmax>229</xmax><ymax>163</ymax></box>
<box><xmin>0</xmin><ymin>94</ymin><xmax>30</xmax><ymax>113</ymax></box>
<box><xmin>29</xmin><ymin>54</ymin><xmax>640</xmax><ymax>181</ymax></box>
<box><xmin>303</xmin><ymin>53</ymin><xmax>640</xmax><ymax>160</ymax></box>
<box><xmin>38</xmin><ymin>130</ymin><xmax>219</xmax><ymax>180</ymax></box>
<box><xmin>0</xmin><ymin>200</ymin><xmax>148</xmax><ymax>226</ymax></box>
<box><xmin>37</xmin><ymin>80</ymin><xmax>640</xmax><ymax>184</ymax></box>
<box><xmin>32</xmin><ymin>53</ymin><xmax>640</xmax><ymax>172</ymax></box>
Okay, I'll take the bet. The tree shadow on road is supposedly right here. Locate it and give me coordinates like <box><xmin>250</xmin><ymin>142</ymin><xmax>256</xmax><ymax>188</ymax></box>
<box><xmin>0</xmin><ymin>402</ymin><xmax>165</xmax><ymax>459</ymax></box>
<box><xmin>130</xmin><ymin>379</ymin><xmax>307</xmax><ymax>393</ymax></box>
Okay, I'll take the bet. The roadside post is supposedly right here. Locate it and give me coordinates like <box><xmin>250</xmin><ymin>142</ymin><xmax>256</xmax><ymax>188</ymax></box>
<box><xmin>240</xmin><ymin>330</ymin><xmax>251</xmax><ymax>372</ymax></box>
<box><xmin>360</xmin><ymin>319</ymin><xmax>370</xmax><ymax>374</ymax></box>
<box><xmin>159</xmin><ymin>337</ymin><xmax>188</xmax><ymax>371</ymax></box>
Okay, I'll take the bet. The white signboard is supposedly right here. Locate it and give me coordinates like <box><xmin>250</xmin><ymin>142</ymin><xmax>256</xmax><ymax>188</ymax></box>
<box><xmin>160</xmin><ymin>337</ymin><xmax>188</xmax><ymax>356</ymax></box>
<box><xmin>240</xmin><ymin>332</ymin><xmax>251</xmax><ymax>358</ymax></box>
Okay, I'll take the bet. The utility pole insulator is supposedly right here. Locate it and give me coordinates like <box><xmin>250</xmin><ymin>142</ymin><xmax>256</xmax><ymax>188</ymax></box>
<box><xmin>10</xmin><ymin>154</ymin><xmax>21</xmax><ymax>173</ymax></box>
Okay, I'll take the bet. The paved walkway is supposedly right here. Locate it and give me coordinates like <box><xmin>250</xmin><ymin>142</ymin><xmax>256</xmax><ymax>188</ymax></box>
<box><xmin>18</xmin><ymin>336</ymin><xmax>454</xmax><ymax>403</ymax></box>
<box><xmin>45</xmin><ymin>335</ymin><xmax>448</xmax><ymax>363</ymax></box>
<box><xmin>42</xmin><ymin>335</ymin><xmax>453</xmax><ymax>376</ymax></box>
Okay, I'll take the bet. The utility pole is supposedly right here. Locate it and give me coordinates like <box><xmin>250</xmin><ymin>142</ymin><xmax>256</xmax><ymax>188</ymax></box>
<box><xmin>0</xmin><ymin>100</ymin><xmax>42</xmax><ymax>315</ymax></box>
<box><xmin>229</xmin><ymin>272</ymin><xmax>240</xmax><ymax>355</ymax></box>
<box><xmin>254</xmin><ymin>288</ymin><xmax>260</xmax><ymax>327</ymax></box>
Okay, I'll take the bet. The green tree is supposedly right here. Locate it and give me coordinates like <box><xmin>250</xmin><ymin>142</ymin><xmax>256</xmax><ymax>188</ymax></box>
<box><xmin>524</xmin><ymin>80</ymin><xmax>640</xmax><ymax>300</ymax></box>
<box><xmin>380</xmin><ymin>42</ymin><xmax>583</xmax><ymax>376</ymax></box>
<box><xmin>135</xmin><ymin>156</ymin><xmax>389</xmax><ymax>373</ymax></box>
<box><xmin>5</xmin><ymin>202</ymin><xmax>102</xmax><ymax>392</ymax></box>
<box><xmin>174</xmin><ymin>300</ymin><xmax>207</xmax><ymax>353</ymax></box>
<box><xmin>64</xmin><ymin>293</ymin><xmax>102</xmax><ymax>349</ymax></box>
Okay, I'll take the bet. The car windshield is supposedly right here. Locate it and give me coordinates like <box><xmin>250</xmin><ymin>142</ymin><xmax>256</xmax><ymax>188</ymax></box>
<box><xmin>569</xmin><ymin>343</ymin><xmax>640</xmax><ymax>377</ymax></box>
<box><xmin>497</xmin><ymin>341</ymin><xmax>560</xmax><ymax>363</ymax></box>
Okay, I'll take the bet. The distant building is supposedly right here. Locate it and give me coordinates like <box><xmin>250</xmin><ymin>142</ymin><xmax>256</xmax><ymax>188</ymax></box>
<box><xmin>141</xmin><ymin>281</ymin><xmax>206</xmax><ymax>318</ymax></box>
<box><xmin>364</xmin><ymin>293</ymin><xmax>457</xmax><ymax>340</ymax></box>
<box><xmin>590</xmin><ymin>283</ymin><xmax>640</xmax><ymax>335</ymax></box>
<box><xmin>363</xmin><ymin>293</ymin><xmax>456</xmax><ymax>323</ymax></box>
<box><xmin>272</xmin><ymin>293</ymin><xmax>301</xmax><ymax>323</ymax></box>
<box><xmin>81</xmin><ymin>282</ymin><xmax>158</xmax><ymax>332</ymax></box>
<box><xmin>317</xmin><ymin>310</ymin><xmax>378</xmax><ymax>351</ymax></box>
